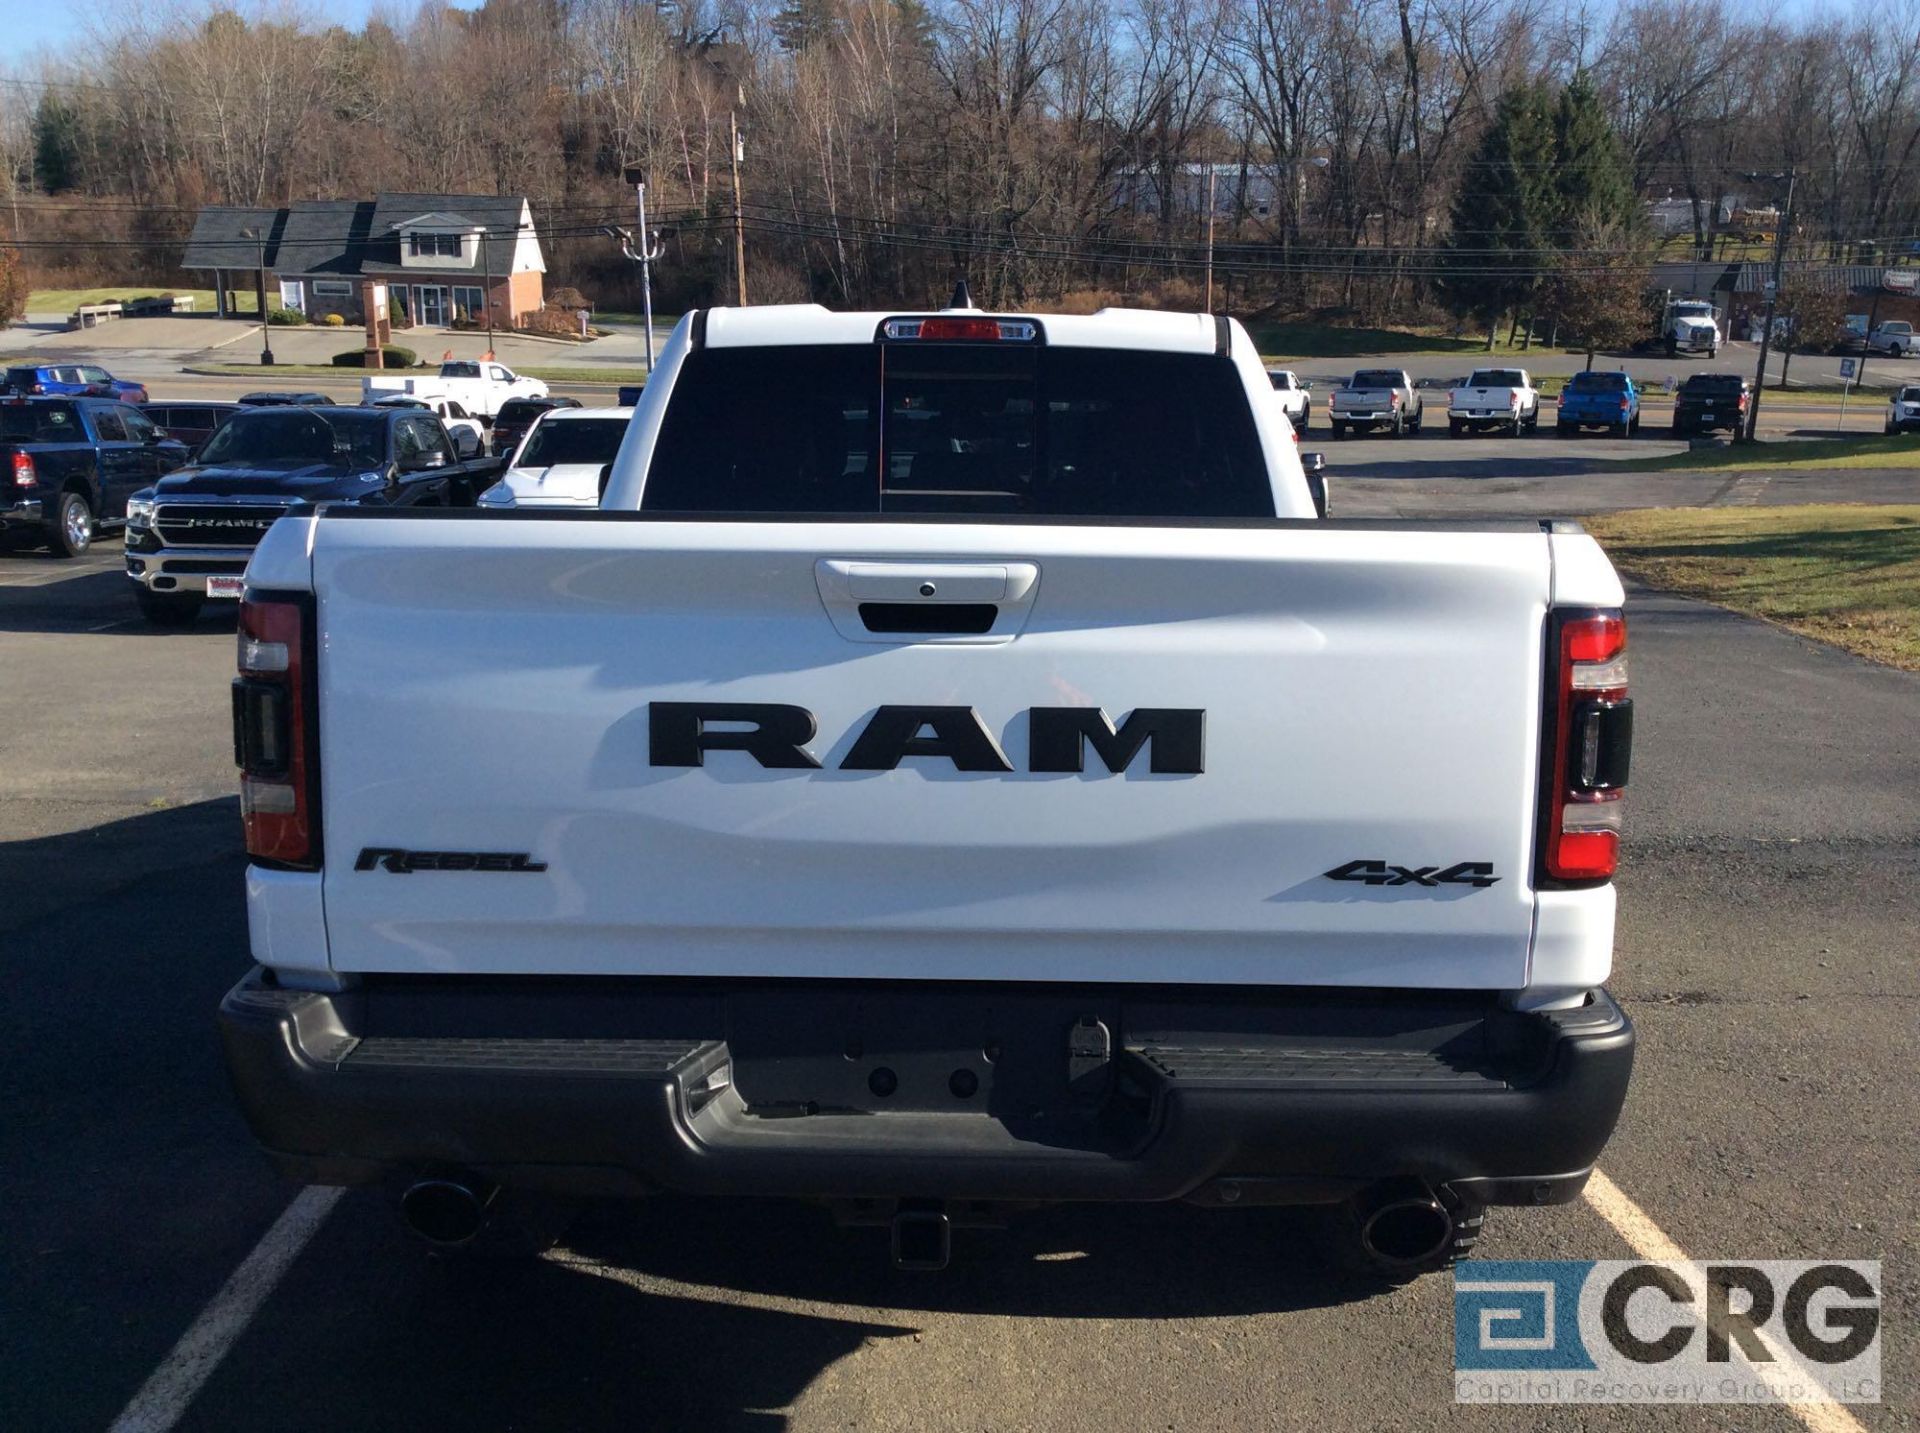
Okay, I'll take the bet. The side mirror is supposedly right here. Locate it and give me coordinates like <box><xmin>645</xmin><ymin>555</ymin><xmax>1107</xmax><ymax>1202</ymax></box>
<box><xmin>1301</xmin><ymin>452</ymin><xmax>1328</xmax><ymax>519</ymax></box>
<box><xmin>454</xmin><ymin>429</ymin><xmax>480</xmax><ymax>459</ymax></box>
<box><xmin>403</xmin><ymin>450</ymin><xmax>449</xmax><ymax>473</ymax></box>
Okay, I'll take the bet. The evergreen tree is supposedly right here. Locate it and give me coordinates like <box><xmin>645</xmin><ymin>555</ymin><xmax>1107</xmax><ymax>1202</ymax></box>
<box><xmin>1437</xmin><ymin>84</ymin><xmax>1556</xmax><ymax>345</ymax></box>
<box><xmin>772</xmin><ymin>0</ymin><xmax>843</xmax><ymax>52</ymax></box>
<box><xmin>32</xmin><ymin>95</ymin><xmax>83</xmax><ymax>195</ymax></box>
<box><xmin>1551</xmin><ymin>72</ymin><xmax>1638</xmax><ymax>237</ymax></box>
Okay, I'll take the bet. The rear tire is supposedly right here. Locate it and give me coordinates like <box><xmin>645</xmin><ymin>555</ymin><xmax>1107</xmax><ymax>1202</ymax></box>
<box><xmin>1330</xmin><ymin>422</ymin><xmax>1346</xmax><ymax>439</ymax></box>
<box><xmin>1449</xmin><ymin>418</ymin><xmax>1463</xmax><ymax>437</ymax></box>
<box><xmin>46</xmin><ymin>491</ymin><xmax>93</xmax><ymax>559</ymax></box>
<box><xmin>1556</xmin><ymin>420</ymin><xmax>1572</xmax><ymax>436</ymax></box>
<box><xmin>136</xmin><ymin>587</ymin><xmax>204</xmax><ymax>627</ymax></box>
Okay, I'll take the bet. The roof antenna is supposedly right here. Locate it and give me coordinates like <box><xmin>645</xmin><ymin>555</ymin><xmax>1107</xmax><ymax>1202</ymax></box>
<box><xmin>947</xmin><ymin>278</ymin><xmax>973</xmax><ymax>311</ymax></box>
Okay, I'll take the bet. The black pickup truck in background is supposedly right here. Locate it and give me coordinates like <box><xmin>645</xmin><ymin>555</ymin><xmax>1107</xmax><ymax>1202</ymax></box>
<box><xmin>125</xmin><ymin>403</ymin><xmax>507</xmax><ymax>625</ymax></box>
<box><xmin>1670</xmin><ymin>373</ymin><xmax>1751</xmax><ymax>435</ymax></box>
<box><xmin>0</xmin><ymin>397</ymin><xmax>191</xmax><ymax>557</ymax></box>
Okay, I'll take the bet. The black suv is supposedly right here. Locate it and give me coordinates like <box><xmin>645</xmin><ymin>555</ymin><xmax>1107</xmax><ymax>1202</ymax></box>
<box><xmin>491</xmin><ymin>395</ymin><xmax>581</xmax><ymax>459</ymax></box>
<box><xmin>1671</xmin><ymin>373</ymin><xmax>1750</xmax><ymax>435</ymax></box>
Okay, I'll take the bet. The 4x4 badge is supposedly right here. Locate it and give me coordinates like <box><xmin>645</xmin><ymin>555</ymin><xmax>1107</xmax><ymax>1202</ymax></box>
<box><xmin>1323</xmin><ymin>859</ymin><xmax>1498</xmax><ymax>888</ymax></box>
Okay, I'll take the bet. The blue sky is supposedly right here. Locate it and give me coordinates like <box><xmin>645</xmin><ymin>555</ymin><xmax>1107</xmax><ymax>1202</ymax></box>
<box><xmin>0</xmin><ymin>0</ymin><xmax>468</xmax><ymax>60</ymax></box>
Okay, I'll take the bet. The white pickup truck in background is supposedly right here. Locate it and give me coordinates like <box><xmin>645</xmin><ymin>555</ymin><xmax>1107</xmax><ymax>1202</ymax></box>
<box><xmin>1448</xmin><ymin>368</ymin><xmax>1540</xmax><ymax>437</ymax></box>
<box><xmin>1327</xmin><ymin>368</ymin><xmax>1423</xmax><ymax>438</ymax></box>
<box><xmin>361</xmin><ymin>360</ymin><xmax>548</xmax><ymax>419</ymax></box>
<box><xmin>221</xmin><ymin>302</ymin><xmax>1635</xmax><ymax>1276</ymax></box>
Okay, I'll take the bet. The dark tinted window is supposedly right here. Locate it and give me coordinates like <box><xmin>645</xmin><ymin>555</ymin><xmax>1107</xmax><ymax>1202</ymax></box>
<box><xmin>0</xmin><ymin>401</ymin><xmax>81</xmax><ymax>441</ymax></box>
<box><xmin>497</xmin><ymin>399</ymin><xmax>562</xmax><ymax>424</ymax></box>
<box><xmin>90</xmin><ymin>408</ymin><xmax>128</xmax><ymax>441</ymax></box>
<box><xmin>1899</xmin><ymin>387</ymin><xmax>1920</xmax><ymax>402</ymax></box>
<box><xmin>119</xmin><ymin>406</ymin><xmax>158</xmax><ymax>442</ymax></box>
<box><xmin>199</xmin><ymin>408</ymin><xmax>389</xmax><ymax>468</ymax></box>
<box><xmin>1351</xmin><ymin>370</ymin><xmax>1404</xmax><ymax>388</ymax></box>
<box><xmin>1469</xmin><ymin>370</ymin><xmax>1525</xmax><ymax>387</ymax></box>
<box><xmin>517</xmin><ymin>417</ymin><xmax>629</xmax><ymax>468</ymax></box>
<box><xmin>1567</xmin><ymin>372</ymin><xmax>1627</xmax><ymax>392</ymax></box>
<box><xmin>1681</xmin><ymin>375</ymin><xmax>1745</xmax><ymax>393</ymax></box>
<box><xmin>642</xmin><ymin>343</ymin><xmax>1272</xmax><ymax>518</ymax></box>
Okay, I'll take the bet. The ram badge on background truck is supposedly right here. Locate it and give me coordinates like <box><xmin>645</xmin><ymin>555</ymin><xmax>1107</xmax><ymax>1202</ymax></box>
<box><xmin>361</xmin><ymin>359</ymin><xmax>547</xmax><ymax>418</ymax></box>
<box><xmin>221</xmin><ymin>301</ymin><xmax>1635</xmax><ymax>1276</ymax></box>
<box><xmin>1327</xmin><ymin>368</ymin><xmax>1424</xmax><ymax>438</ymax></box>
<box><xmin>1447</xmin><ymin>368</ymin><xmax>1539</xmax><ymax>437</ymax></box>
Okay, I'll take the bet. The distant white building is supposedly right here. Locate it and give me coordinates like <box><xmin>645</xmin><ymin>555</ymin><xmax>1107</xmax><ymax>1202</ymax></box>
<box><xmin>1114</xmin><ymin>161</ymin><xmax>1325</xmax><ymax>220</ymax></box>
<box><xmin>1644</xmin><ymin>195</ymin><xmax>1741</xmax><ymax>237</ymax></box>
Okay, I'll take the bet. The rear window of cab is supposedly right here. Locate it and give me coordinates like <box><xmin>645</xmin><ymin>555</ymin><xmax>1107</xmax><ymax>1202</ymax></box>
<box><xmin>642</xmin><ymin>343</ymin><xmax>1274</xmax><ymax>519</ymax></box>
<box><xmin>1567</xmin><ymin>372</ymin><xmax>1628</xmax><ymax>392</ymax></box>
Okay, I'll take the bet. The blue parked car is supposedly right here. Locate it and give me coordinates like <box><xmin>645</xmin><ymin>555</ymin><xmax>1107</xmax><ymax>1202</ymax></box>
<box><xmin>3</xmin><ymin>363</ymin><xmax>149</xmax><ymax>405</ymax></box>
<box><xmin>1554</xmin><ymin>370</ymin><xmax>1640</xmax><ymax>436</ymax></box>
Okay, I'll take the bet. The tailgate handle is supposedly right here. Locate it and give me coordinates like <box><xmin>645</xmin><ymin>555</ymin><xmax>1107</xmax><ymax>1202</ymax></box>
<box><xmin>858</xmin><ymin>602</ymin><xmax>999</xmax><ymax>635</ymax></box>
<box><xmin>816</xmin><ymin>560</ymin><xmax>1040</xmax><ymax>644</ymax></box>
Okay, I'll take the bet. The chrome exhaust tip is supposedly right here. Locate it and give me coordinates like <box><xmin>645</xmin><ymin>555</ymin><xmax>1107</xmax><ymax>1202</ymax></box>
<box><xmin>399</xmin><ymin>1177</ymin><xmax>496</xmax><ymax>1250</ymax></box>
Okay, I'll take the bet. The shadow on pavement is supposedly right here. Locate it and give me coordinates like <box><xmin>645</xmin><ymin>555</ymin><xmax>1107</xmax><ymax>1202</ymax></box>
<box><xmin>563</xmin><ymin>1192</ymin><xmax>1394</xmax><ymax>1320</ymax></box>
<box><xmin>0</xmin><ymin>547</ymin><xmax>237</xmax><ymax>635</ymax></box>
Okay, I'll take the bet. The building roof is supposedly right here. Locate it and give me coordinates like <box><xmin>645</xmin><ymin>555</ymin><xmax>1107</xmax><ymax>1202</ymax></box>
<box><xmin>359</xmin><ymin>193</ymin><xmax>532</xmax><ymax>275</ymax></box>
<box><xmin>182</xmin><ymin>193</ymin><xmax>534</xmax><ymax>276</ymax></box>
<box><xmin>180</xmin><ymin>206</ymin><xmax>286</xmax><ymax>270</ymax></box>
<box><xmin>273</xmin><ymin>200</ymin><xmax>375</xmax><ymax>277</ymax></box>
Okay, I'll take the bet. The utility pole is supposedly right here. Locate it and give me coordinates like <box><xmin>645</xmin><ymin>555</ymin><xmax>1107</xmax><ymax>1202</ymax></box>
<box><xmin>241</xmin><ymin>225</ymin><xmax>274</xmax><ymax>366</ymax></box>
<box><xmin>479</xmin><ymin>227</ymin><xmax>494</xmax><ymax>352</ymax></box>
<box><xmin>729</xmin><ymin>107</ymin><xmax>748</xmax><ymax>305</ymax></box>
<box><xmin>1203</xmin><ymin>163</ymin><xmax>1218</xmax><ymax>312</ymax></box>
<box><xmin>1744</xmin><ymin>167</ymin><xmax>1796</xmax><ymax>443</ymax></box>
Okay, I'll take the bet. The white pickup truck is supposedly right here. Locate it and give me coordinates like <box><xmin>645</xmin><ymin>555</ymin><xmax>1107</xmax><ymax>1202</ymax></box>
<box><xmin>220</xmin><ymin>303</ymin><xmax>1635</xmax><ymax>1275</ymax></box>
<box><xmin>1447</xmin><ymin>368</ymin><xmax>1540</xmax><ymax>437</ymax></box>
<box><xmin>362</xmin><ymin>360</ymin><xmax>547</xmax><ymax>419</ymax></box>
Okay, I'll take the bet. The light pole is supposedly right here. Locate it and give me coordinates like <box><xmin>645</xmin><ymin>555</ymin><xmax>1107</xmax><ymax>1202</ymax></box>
<box><xmin>241</xmin><ymin>225</ymin><xmax>274</xmax><ymax>365</ymax></box>
<box><xmin>477</xmin><ymin>225</ymin><xmax>493</xmax><ymax>351</ymax></box>
<box><xmin>617</xmin><ymin>163</ymin><xmax>662</xmax><ymax>372</ymax></box>
<box><xmin>1741</xmin><ymin>167</ymin><xmax>1796</xmax><ymax>443</ymax></box>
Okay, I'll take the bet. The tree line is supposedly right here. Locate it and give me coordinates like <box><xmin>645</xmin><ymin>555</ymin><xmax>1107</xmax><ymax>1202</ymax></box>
<box><xmin>0</xmin><ymin>0</ymin><xmax>1916</xmax><ymax>335</ymax></box>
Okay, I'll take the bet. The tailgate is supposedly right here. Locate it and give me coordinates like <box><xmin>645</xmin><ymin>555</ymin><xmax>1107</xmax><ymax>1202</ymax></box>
<box><xmin>311</xmin><ymin>517</ymin><xmax>1552</xmax><ymax>988</ymax></box>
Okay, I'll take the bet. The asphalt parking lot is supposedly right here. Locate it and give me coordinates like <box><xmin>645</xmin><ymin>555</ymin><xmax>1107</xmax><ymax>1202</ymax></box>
<box><xmin>2</xmin><ymin>473</ymin><xmax>1916</xmax><ymax>1431</ymax></box>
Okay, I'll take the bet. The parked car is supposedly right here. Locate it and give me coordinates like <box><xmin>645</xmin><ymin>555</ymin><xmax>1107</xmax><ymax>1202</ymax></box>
<box><xmin>123</xmin><ymin>404</ymin><xmax>506</xmax><ymax>625</ymax></box>
<box><xmin>141</xmin><ymin>401</ymin><xmax>243</xmax><ymax>457</ymax></box>
<box><xmin>1670</xmin><ymin>373</ymin><xmax>1750</xmax><ymax>435</ymax></box>
<box><xmin>479</xmin><ymin>406</ymin><xmax>634</xmax><ymax>508</ymax></box>
<box><xmin>0</xmin><ymin>397</ymin><xmax>190</xmax><ymax>556</ymax></box>
<box><xmin>1663</xmin><ymin>299</ymin><xmax>1721</xmax><ymax>358</ymax></box>
<box><xmin>1886</xmin><ymin>385</ymin><xmax>1920</xmax><ymax>434</ymax></box>
<box><xmin>1447</xmin><ymin>368</ymin><xmax>1539</xmax><ymax>437</ymax></box>
<box><xmin>1266</xmin><ymin>370</ymin><xmax>1311</xmax><ymax>432</ymax></box>
<box><xmin>367</xmin><ymin>393</ymin><xmax>487</xmax><ymax>458</ymax></box>
<box><xmin>617</xmin><ymin>384</ymin><xmax>646</xmax><ymax>406</ymax></box>
<box><xmin>238</xmin><ymin>391</ymin><xmax>336</xmax><ymax>407</ymax></box>
<box><xmin>1868</xmin><ymin>321</ymin><xmax>1913</xmax><ymax>358</ymax></box>
<box><xmin>1556</xmin><ymin>370</ymin><xmax>1640</xmax><ymax>436</ymax></box>
<box><xmin>219</xmin><ymin>303</ymin><xmax>1637</xmax><ymax>1277</ymax></box>
<box><xmin>3</xmin><ymin>363</ymin><xmax>149</xmax><ymax>405</ymax></box>
<box><xmin>490</xmin><ymin>395</ymin><xmax>583</xmax><ymax>458</ymax></box>
<box><xmin>362</xmin><ymin>360</ymin><xmax>547</xmax><ymax>419</ymax></box>
<box><xmin>1328</xmin><ymin>368</ymin><xmax>1423</xmax><ymax>437</ymax></box>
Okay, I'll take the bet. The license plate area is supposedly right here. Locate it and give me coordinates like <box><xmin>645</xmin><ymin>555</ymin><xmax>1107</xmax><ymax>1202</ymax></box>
<box><xmin>207</xmin><ymin>575</ymin><xmax>245</xmax><ymax>599</ymax></box>
<box><xmin>725</xmin><ymin>988</ymin><xmax>1123</xmax><ymax>1119</ymax></box>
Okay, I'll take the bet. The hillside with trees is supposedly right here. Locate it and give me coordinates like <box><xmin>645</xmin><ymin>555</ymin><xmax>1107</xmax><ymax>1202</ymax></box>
<box><xmin>0</xmin><ymin>0</ymin><xmax>1915</xmax><ymax>322</ymax></box>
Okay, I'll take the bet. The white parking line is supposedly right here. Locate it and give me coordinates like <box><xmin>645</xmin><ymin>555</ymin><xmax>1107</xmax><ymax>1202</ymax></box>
<box><xmin>106</xmin><ymin>1185</ymin><xmax>343</xmax><ymax>1433</ymax></box>
<box><xmin>1582</xmin><ymin>1170</ymin><xmax>1867</xmax><ymax>1433</ymax></box>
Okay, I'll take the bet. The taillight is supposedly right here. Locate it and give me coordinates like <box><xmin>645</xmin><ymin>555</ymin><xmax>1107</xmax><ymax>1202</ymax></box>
<box><xmin>232</xmin><ymin>594</ymin><xmax>319</xmax><ymax>868</ymax></box>
<box><xmin>882</xmin><ymin>317</ymin><xmax>1039</xmax><ymax>342</ymax></box>
<box><xmin>1540</xmin><ymin>610</ymin><xmax>1632</xmax><ymax>884</ymax></box>
<box><xmin>1618</xmin><ymin>397</ymin><xmax>1631</xmax><ymax>411</ymax></box>
<box><xmin>10</xmin><ymin>451</ymin><xmax>35</xmax><ymax>488</ymax></box>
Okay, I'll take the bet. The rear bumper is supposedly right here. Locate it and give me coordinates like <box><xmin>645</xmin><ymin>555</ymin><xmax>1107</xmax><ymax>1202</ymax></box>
<box><xmin>0</xmin><ymin>496</ymin><xmax>47</xmax><ymax>529</ymax></box>
<box><xmin>219</xmin><ymin>972</ymin><xmax>1634</xmax><ymax>1208</ymax></box>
